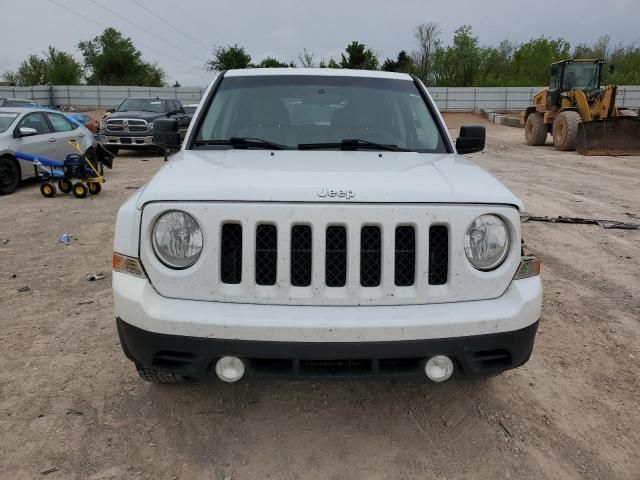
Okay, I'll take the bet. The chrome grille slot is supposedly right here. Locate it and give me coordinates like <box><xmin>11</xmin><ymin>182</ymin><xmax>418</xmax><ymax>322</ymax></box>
<box><xmin>106</xmin><ymin>119</ymin><xmax>124</xmax><ymax>132</ymax></box>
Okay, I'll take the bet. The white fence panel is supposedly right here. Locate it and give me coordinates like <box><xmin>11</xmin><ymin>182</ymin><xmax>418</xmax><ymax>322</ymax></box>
<box><xmin>1</xmin><ymin>84</ymin><xmax>639</xmax><ymax>111</ymax></box>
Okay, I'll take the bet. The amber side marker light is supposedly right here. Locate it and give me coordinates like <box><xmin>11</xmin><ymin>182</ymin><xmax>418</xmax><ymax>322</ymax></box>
<box><xmin>112</xmin><ymin>252</ymin><xmax>146</xmax><ymax>278</ymax></box>
<box><xmin>514</xmin><ymin>256</ymin><xmax>541</xmax><ymax>280</ymax></box>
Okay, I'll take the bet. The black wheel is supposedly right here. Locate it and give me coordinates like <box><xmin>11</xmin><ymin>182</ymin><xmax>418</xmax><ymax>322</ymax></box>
<box><xmin>88</xmin><ymin>182</ymin><xmax>102</xmax><ymax>195</ymax></box>
<box><xmin>0</xmin><ymin>156</ymin><xmax>20</xmax><ymax>195</ymax></box>
<box><xmin>40</xmin><ymin>182</ymin><xmax>57</xmax><ymax>197</ymax></box>
<box><xmin>72</xmin><ymin>182</ymin><xmax>88</xmax><ymax>198</ymax></box>
<box><xmin>553</xmin><ymin>111</ymin><xmax>581</xmax><ymax>151</ymax></box>
<box><xmin>58</xmin><ymin>178</ymin><xmax>72</xmax><ymax>193</ymax></box>
<box><xmin>105</xmin><ymin>146</ymin><xmax>119</xmax><ymax>156</ymax></box>
<box><xmin>136</xmin><ymin>365</ymin><xmax>185</xmax><ymax>383</ymax></box>
<box><xmin>524</xmin><ymin>113</ymin><xmax>547</xmax><ymax>146</ymax></box>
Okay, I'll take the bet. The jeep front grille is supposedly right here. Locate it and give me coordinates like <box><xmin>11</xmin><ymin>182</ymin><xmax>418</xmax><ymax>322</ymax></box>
<box><xmin>141</xmin><ymin>203</ymin><xmax>520</xmax><ymax>306</ymax></box>
<box><xmin>106</xmin><ymin>118</ymin><xmax>149</xmax><ymax>133</ymax></box>
<box><xmin>219</xmin><ymin>222</ymin><xmax>448</xmax><ymax>289</ymax></box>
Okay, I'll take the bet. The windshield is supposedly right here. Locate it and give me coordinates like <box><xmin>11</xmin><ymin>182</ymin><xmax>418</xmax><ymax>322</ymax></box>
<box><xmin>5</xmin><ymin>99</ymin><xmax>37</xmax><ymax>107</ymax></box>
<box><xmin>0</xmin><ymin>112</ymin><xmax>19</xmax><ymax>133</ymax></box>
<box><xmin>563</xmin><ymin>62</ymin><xmax>600</xmax><ymax>91</ymax></box>
<box><xmin>193</xmin><ymin>75</ymin><xmax>448</xmax><ymax>152</ymax></box>
<box><xmin>117</xmin><ymin>99</ymin><xmax>167</xmax><ymax>113</ymax></box>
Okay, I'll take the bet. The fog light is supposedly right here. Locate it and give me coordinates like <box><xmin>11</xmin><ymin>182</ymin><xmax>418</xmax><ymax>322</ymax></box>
<box><xmin>214</xmin><ymin>356</ymin><xmax>245</xmax><ymax>383</ymax></box>
<box><xmin>425</xmin><ymin>355</ymin><xmax>454</xmax><ymax>382</ymax></box>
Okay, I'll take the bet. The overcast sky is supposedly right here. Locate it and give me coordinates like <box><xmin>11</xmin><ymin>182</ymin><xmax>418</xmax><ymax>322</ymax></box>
<box><xmin>2</xmin><ymin>0</ymin><xmax>638</xmax><ymax>86</ymax></box>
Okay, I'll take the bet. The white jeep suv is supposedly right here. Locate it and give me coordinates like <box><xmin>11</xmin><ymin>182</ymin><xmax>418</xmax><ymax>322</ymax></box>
<box><xmin>112</xmin><ymin>69</ymin><xmax>542</xmax><ymax>383</ymax></box>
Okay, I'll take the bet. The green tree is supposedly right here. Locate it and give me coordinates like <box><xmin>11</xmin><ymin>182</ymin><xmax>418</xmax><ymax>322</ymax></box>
<box><xmin>9</xmin><ymin>47</ymin><xmax>82</xmax><ymax>86</ymax></box>
<box><xmin>254</xmin><ymin>57</ymin><xmax>292</xmax><ymax>68</ymax></box>
<box><xmin>207</xmin><ymin>44</ymin><xmax>251</xmax><ymax>71</ymax></box>
<box><xmin>15</xmin><ymin>55</ymin><xmax>48</xmax><ymax>85</ymax></box>
<box><xmin>322</xmin><ymin>58</ymin><xmax>340</xmax><ymax>69</ymax></box>
<box><xmin>340</xmin><ymin>41</ymin><xmax>378</xmax><ymax>70</ymax></box>
<box><xmin>510</xmin><ymin>37</ymin><xmax>571</xmax><ymax>86</ymax></box>
<box><xmin>476</xmin><ymin>40</ymin><xmax>515</xmax><ymax>86</ymax></box>
<box><xmin>432</xmin><ymin>25</ymin><xmax>482</xmax><ymax>86</ymax></box>
<box><xmin>45</xmin><ymin>47</ymin><xmax>83</xmax><ymax>85</ymax></box>
<box><xmin>574</xmin><ymin>35</ymin><xmax>610</xmax><ymax>60</ymax></box>
<box><xmin>609</xmin><ymin>44</ymin><xmax>640</xmax><ymax>84</ymax></box>
<box><xmin>78</xmin><ymin>28</ymin><xmax>165</xmax><ymax>86</ymax></box>
<box><xmin>382</xmin><ymin>51</ymin><xmax>416</xmax><ymax>74</ymax></box>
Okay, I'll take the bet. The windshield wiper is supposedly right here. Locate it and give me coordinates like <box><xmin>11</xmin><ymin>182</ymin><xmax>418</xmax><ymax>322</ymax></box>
<box><xmin>192</xmin><ymin>137</ymin><xmax>287</xmax><ymax>150</ymax></box>
<box><xmin>298</xmin><ymin>139</ymin><xmax>409</xmax><ymax>152</ymax></box>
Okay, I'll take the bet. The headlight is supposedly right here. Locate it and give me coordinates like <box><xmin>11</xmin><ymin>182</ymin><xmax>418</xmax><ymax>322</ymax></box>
<box><xmin>148</xmin><ymin>122</ymin><xmax>153</xmax><ymax>131</ymax></box>
<box><xmin>464</xmin><ymin>214</ymin><xmax>510</xmax><ymax>271</ymax></box>
<box><xmin>99</xmin><ymin>120</ymin><xmax>106</xmax><ymax>130</ymax></box>
<box><xmin>152</xmin><ymin>211</ymin><xmax>203</xmax><ymax>269</ymax></box>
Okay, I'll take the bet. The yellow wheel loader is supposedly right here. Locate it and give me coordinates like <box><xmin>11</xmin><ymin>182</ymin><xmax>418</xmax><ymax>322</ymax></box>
<box><xmin>521</xmin><ymin>59</ymin><xmax>640</xmax><ymax>155</ymax></box>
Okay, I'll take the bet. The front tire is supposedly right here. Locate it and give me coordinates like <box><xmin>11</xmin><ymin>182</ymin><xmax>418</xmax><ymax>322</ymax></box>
<box><xmin>553</xmin><ymin>111</ymin><xmax>581</xmax><ymax>151</ymax></box>
<box><xmin>136</xmin><ymin>365</ymin><xmax>185</xmax><ymax>383</ymax></box>
<box><xmin>58</xmin><ymin>178</ymin><xmax>72</xmax><ymax>193</ymax></box>
<box><xmin>40</xmin><ymin>182</ymin><xmax>57</xmax><ymax>197</ymax></box>
<box><xmin>72</xmin><ymin>182</ymin><xmax>88</xmax><ymax>198</ymax></box>
<box><xmin>88</xmin><ymin>182</ymin><xmax>102</xmax><ymax>195</ymax></box>
<box><xmin>0</xmin><ymin>156</ymin><xmax>20</xmax><ymax>195</ymax></box>
<box><xmin>524</xmin><ymin>113</ymin><xmax>547</xmax><ymax>146</ymax></box>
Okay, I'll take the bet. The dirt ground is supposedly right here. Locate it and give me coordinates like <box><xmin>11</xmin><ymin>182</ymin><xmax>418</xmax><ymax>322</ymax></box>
<box><xmin>0</xmin><ymin>113</ymin><xmax>638</xmax><ymax>480</ymax></box>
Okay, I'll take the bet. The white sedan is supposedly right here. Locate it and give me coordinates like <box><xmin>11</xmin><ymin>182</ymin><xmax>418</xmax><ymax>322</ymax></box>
<box><xmin>0</xmin><ymin>107</ymin><xmax>97</xmax><ymax>194</ymax></box>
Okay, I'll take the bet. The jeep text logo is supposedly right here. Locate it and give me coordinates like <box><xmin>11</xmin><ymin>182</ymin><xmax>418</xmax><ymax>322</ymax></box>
<box><xmin>317</xmin><ymin>188</ymin><xmax>355</xmax><ymax>200</ymax></box>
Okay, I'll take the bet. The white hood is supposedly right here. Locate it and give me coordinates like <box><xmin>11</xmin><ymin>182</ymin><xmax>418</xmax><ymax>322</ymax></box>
<box><xmin>137</xmin><ymin>150</ymin><xmax>523</xmax><ymax>209</ymax></box>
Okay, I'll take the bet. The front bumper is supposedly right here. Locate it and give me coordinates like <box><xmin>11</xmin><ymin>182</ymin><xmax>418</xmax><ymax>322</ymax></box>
<box><xmin>99</xmin><ymin>133</ymin><xmax>154</xmax><ymax>148</ymax></box>
<box><xmin>114</xmin><ymin>272</ymin><xmax>542</xmax><ymax>378</ymax></box>
<box><xmin>118</xmin><ymin>317</ymin><xmax>539</xmax><ymax>378</ymax></box>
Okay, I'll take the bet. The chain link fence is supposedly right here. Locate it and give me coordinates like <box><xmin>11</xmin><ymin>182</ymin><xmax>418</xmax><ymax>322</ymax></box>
<box><xmin>1</xmin><ymin>84</ymin><xmax>639</xmax><ymax>112</ymax></box>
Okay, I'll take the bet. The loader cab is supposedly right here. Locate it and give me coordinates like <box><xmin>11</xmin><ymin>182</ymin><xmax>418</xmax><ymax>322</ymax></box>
<box><xmin>547</xmin><ymin>59</ymin><xmax>604</xmax><ymax>107</ymax></box>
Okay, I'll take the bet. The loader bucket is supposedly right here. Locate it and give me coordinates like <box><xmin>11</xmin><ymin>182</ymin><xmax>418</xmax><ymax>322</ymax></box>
<box><xmin>576</xmin><ymin>117</ymin><xmax>640</xmax><ymax>156</ymax></box>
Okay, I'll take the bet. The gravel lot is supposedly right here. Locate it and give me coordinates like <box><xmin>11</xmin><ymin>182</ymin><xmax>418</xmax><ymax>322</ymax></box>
<box><xmin>0</xmin><ymin>113</ymin><xmax>638</xmax><ymax>480</ymax></box>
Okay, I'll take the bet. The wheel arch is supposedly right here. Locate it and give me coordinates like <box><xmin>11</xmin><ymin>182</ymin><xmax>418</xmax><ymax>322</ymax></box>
<box><xmin>523</xmin><ymin>107</ymin><xmax>538</xmax><ymax>122</ymax></box>
<box><xmin>557</xmin><ymin>107</ymin><xmax>581</xmax><ymax>116</ymax></box>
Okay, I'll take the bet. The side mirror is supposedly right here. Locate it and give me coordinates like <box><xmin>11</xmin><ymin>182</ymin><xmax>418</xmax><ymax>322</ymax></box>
<box><xmin>106</xmin><ymin>106</ymin><xmax>116</xmax><ymax>113</ymax></box>
<box><xmin>15</xmin><ymin>127</ymin><xmax>38</xmax><ymax>138</ymax></box>
<box><xmin>153</xmin><ymin>118</ymin><xmax>180</xmax><ymax>149</ymax></box>
<box><xmin>456</xmin><ymin>125</ymin><xmax>485</xmax><ymax>154</ymax></box>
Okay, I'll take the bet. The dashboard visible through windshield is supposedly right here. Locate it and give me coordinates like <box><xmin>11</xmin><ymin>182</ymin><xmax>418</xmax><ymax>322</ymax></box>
<box><xmin>192</xmin><ymin>75</ymin><xmax>449</xmax><ymax>152</ymax></box>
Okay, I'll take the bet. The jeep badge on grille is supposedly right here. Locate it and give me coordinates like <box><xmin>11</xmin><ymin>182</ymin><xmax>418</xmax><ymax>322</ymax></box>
<box><xmin>317</xmin><ymin>188</ymin><xmax>355</xmax><ymax>200</ymax></box>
